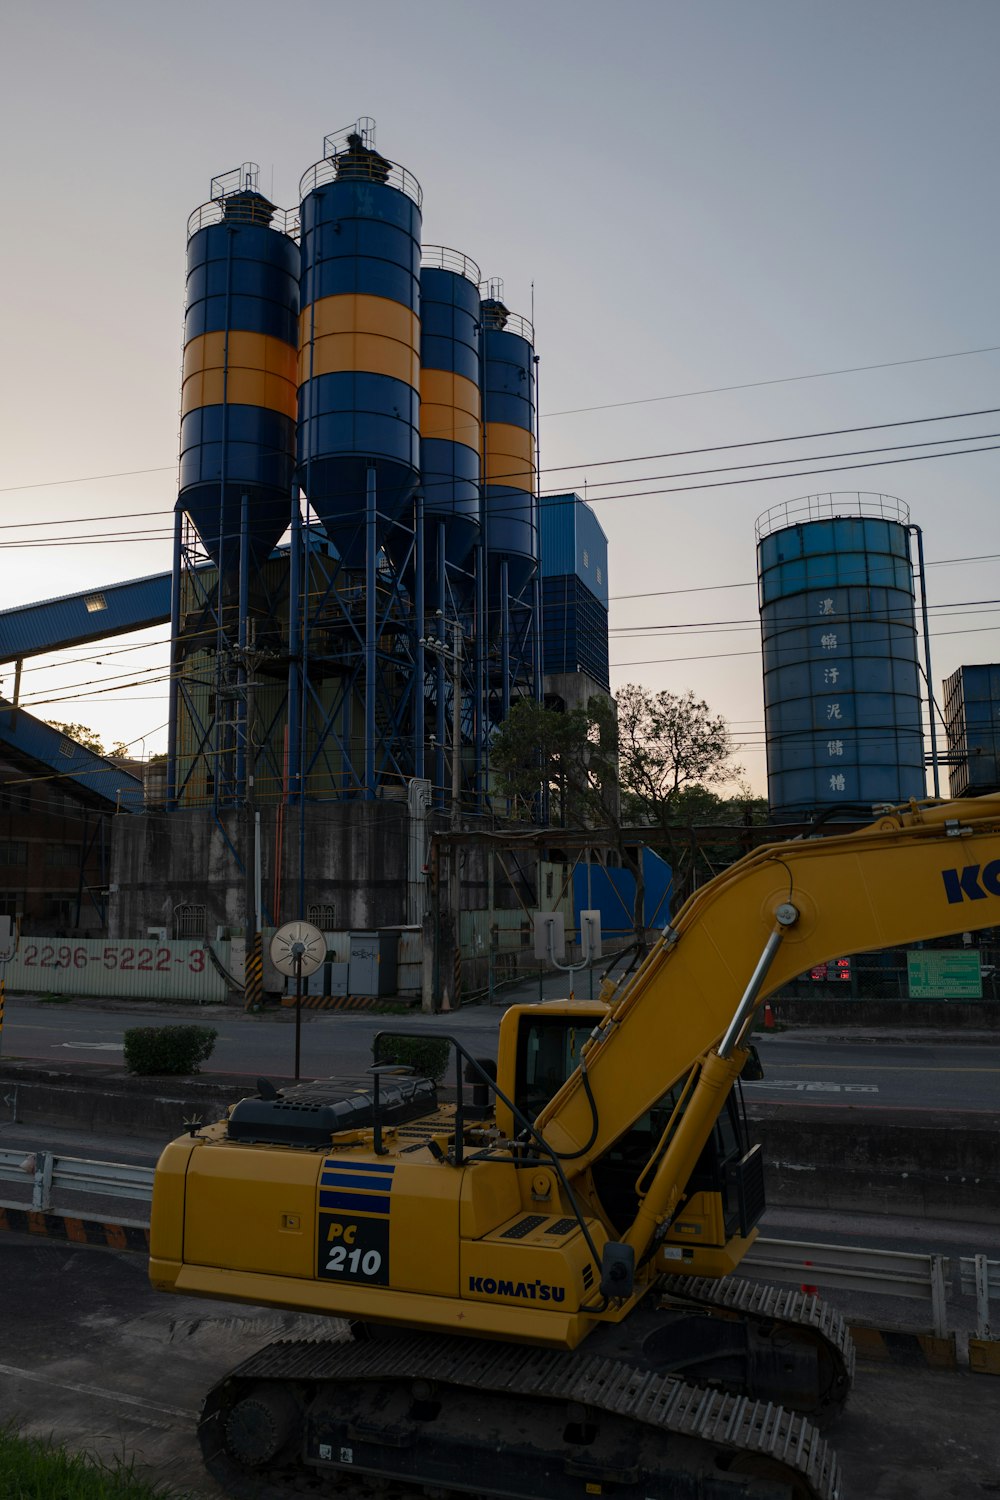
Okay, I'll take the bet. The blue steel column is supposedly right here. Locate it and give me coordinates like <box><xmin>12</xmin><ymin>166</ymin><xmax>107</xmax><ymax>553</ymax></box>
<box><xmin>474</xmin><ymin>544</ymin><xmax>485</xmax><ymax>804</ymax></box>
<box><xmin>435</xmin><ymin>524</ymin><xmax>447</xmax><ymax>806</ymax></box>
<box><xmin>910</xmin><ymin>523</ymin><xmax>941</xmax><ymax>797</ymax></box>
<box><xmin>287</xmin><ymin>495</ymin><xmax>301</xmax><ymax>805</ymax></box>
<box><xmin>166</xmin><ymin>510</ymin><xmax>183</xmax><ymax>811</ymax></box>
<box><xmin>501</xmin><ymin>558</ymin><xmax>511</xmax><ymax>721</ymax></box>
<box><xmin>365</xmin><ymin>464</ymin><xmax>377</xmax><ymax>798</ymax></box>
<box><xmin>235</xmin><ymin>490</ymin><xmax>249</xmax><ymax>796</ymax></box>
<box><xmin>414</xmin><ymin>494</ymin><xmax>425</xmax><ymax>779</ymax></box>
<box><xmin>532</xmin><ymin>353</ymin><xmax>543</xmax><ymax>702</ymax></box>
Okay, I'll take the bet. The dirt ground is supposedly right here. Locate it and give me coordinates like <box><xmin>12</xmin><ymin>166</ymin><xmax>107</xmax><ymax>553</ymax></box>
<box><xmin>0</xmin><ymin>1234</ymin><xmax>997</xmax><ymax>1498</ymax></box>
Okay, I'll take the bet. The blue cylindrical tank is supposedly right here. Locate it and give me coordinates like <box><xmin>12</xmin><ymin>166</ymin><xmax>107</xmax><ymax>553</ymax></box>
<box><xmin>757</xmin><ymin>494</ymin><xmax>926</xmax><ymax>819</ymax></box>
<box><xmin>481</xmin><ymin>296</ymin><xmax>537</xmax><ymax>599</ymax></box>
<box><xmin>296</xmin><ymin>132</ymin><xmax>422</xmax><ymax>566</ymax></box>
<box><xmin>419</xmin><ymin>247</ymin><xmax>482</xmax><ymax>576</ymax></box>
<box><xmin>178</xmin><ymin>175</ymin><xmax>300</xmax><ymax>574</ymax></box>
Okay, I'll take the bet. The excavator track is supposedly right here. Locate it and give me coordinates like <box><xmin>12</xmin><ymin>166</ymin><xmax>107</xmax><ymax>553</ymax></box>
<box><xmin>199</xmin><ymin>1332</ymin><xmax>844</xmax><ymax>1500</ymax></box>
<box><xmin>660</xmin><ymin>1275</ymin><xmax>856</xmax><ymax>1419</ymax></box>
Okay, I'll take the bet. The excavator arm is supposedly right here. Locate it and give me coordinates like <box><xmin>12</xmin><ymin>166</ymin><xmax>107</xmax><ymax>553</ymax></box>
<box><xmin>536</xmin><ymin>796</ymin><xmax>1000</xmax><ymax>1269</ymax></box>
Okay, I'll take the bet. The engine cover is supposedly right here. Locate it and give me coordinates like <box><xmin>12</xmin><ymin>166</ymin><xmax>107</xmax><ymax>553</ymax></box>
<box><xmin>227</xmin><ymin>1077</ymin><xmax>438</xmax><ymax>1146</ymax></box>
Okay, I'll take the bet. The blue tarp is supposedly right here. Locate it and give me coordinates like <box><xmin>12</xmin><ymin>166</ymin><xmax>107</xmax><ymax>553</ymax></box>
<box><xmin>572</xmin><ymin>847</ymin><xmax>673</xmax><ymax>937</ymax></box>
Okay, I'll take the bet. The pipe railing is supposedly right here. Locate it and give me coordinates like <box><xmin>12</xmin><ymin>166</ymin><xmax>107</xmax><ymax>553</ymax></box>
<box><xmin>2</xmin><ymin>1146</ymin><xmax>998</xmax><ymax>1356</ymax></box>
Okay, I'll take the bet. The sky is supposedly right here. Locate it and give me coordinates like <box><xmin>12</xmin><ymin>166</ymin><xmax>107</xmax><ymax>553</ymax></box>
<box><xmin>4</xmin><ymin>0</ymin><xmax>1000</xmax><ymax>793</ymax></box>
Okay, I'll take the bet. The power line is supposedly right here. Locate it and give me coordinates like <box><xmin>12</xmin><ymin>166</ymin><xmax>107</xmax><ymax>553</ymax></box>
<box><xmin>3</xmin><ymin>402</ymin><xmax>1000</xmax><ymax>521</ymax></box>
<box><xmin>558</xmin><ymin>428</ymin><xmax>1000</xmax><ymax>495</ymax></box>
<box><xmin>609</xmin><ymin>619</ymin><xmax>1000</xmax><ymax>670</ymax></box>
<box><xmin>541</xmin><ymin>345</ymin><xmax>1000</xmax><ymax>420</ymax></box>
<box><xmin>610</xmin><ymin>551</ymin><xmax>1000</xmax><ymax>604</ymax></box>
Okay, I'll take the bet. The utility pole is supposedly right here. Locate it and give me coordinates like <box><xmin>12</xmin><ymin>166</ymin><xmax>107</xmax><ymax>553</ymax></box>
<box><xmin>237</xmin><ymin>624</ymin><xmax>268</xmax><ymax>1011</ymax></box>
<box><xmin>450</xmin><ymin>620</ymin><xmax>462</xmax><ymax>833</ymax></box>
<box><xmin>420</xmin><ymin>617</ymin><xmax>464</xmax><ymax>1008</ymax></box>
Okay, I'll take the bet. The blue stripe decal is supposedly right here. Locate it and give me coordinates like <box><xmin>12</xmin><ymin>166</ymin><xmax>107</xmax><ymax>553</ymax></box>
<box><xmin>322</xmin><ymin>1160</ymin><xmax>396</xmax><ymax>1176</ymax></box>
<box><xmin>321</xmin><ymin>1171</ymin><xmax>397</xmax><ymax>1191</ymax></box>
<box><xmin>320</xmin><ymin>1190</ymin><xmax>391</xmax><ymax>1215</ymax></box>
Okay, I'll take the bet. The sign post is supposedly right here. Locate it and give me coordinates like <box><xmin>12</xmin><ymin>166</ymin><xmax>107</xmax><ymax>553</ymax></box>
<box><xmin>532</xmin><ymin>910</ymin><xmax>603</xmax><ymax>1000</ymax></box>
<box><xmin>0</xmin><ymin>917</ymin><xmax>18</xmax><ymax>1058</ymax></box>
<box><xmin>269</xmin><ymin>921</ymin><xmax>325</xmax><ymax>1079</ymax></box>
<box><xmin>906</xmin><ymin>949</ymin><xmax>984</xmax><ymax>1000</ymax></box>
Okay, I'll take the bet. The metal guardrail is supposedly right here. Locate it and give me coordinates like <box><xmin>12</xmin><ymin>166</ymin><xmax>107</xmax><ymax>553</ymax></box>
<box><xmin>741</xmin><ymin>1236</ymin><xmax>951</xmax><ymax>1337</ymax></box>
<box><xmin>961</xmin><ymin>1255</ymin><xmax>1000</xmax><ymax>1339</ymax></box>
<box><xmin>0</xmin><ymin>1147</ymin><xmax>154</xmax><ymax>1211</ymax></box>
<box><xmin>1</xmin><ymin>1148</ymin><xmax>998</xmax><ymax>1353</ymax></box>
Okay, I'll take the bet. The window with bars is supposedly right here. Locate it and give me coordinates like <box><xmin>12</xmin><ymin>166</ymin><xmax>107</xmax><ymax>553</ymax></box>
<box><xmin>173</xmin><ymin>903</ymin><xmax>207</xmax><ymax>938</ymax></box>
<box><xmin>307</xmin><ymin>904</ymin><xmax>336</xmax><ymax>930</ymax></box>
<box><xmin>0</xmin><ymin>841</ymin><xmax>28</xmax><ymax>866</ymax></box>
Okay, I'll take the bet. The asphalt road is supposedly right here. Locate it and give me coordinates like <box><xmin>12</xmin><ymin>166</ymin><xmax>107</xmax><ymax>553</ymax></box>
<box><xmin>2</xmin><ymin>993</ymin><xmax>999</xmax><ymax>1110</ymax></box>
<box><xmin>0</xmin><ymin>1232</ymin><xmax>996</xmax><ymax>1500</ymax></box>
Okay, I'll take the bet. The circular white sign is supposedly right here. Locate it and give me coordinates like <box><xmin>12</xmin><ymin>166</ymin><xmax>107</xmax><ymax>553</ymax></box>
<box><xmin>269</xmin><ymin>920</ymin><xmax>326</xmax><ymax>978</ymax></box>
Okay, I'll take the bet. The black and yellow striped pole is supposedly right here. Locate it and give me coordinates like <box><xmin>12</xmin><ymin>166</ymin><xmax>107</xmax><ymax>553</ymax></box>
<box><xmin>244</xmin><ymin>932</ymin><xmax>264</xmax><ymax>1012</ymax></box>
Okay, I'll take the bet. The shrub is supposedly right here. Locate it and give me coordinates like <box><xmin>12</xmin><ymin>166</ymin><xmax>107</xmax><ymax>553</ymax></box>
<box><xmin>373</xmin><ymin>1034</ymin><xmax>450</xmax><ymax>1083</ymax></box>
<box><xmin>122</xmin><ymin>1024</ymin><xmax>218</xmax><ymax>1076</ymax></box>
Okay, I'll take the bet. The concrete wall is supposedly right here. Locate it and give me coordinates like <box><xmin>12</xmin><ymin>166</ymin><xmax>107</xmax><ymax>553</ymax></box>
<box><xmin>768</xmin><ymin>997</ymin><xmax>1000</xmax><ymax>1029</ymax></box>
<box><xmin>110</xmin><ymin>802</ymin><xmax>413</xmax><ymax>940</ymax></box>
<box><xmin>751</xmin><ymin>1106</ymin><xmax>1000</xmax><ymax>1224</ymax></box>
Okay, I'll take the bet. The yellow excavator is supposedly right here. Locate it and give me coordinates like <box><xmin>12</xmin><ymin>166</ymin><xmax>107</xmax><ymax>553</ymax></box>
<box><xmin>150</xmin><ymin>794</ymin><xmax>1000</xmax><ymax>1499</ymax></box>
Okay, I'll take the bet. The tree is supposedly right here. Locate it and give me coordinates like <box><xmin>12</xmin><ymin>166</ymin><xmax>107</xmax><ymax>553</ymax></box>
<box><xmin>45</xmin><ymin>721</ymin><xmax>106</xmax><ymax>755</ymax></box>
<box><xmin>490</xmin><ymin>698</ymin><xmax>615</xmax><ymax>828</ymax></box>
<box><xmin>616</xmin><ymin>686</ymin><xmax>744</xmax><ymax>909</ymax></box>
<box><xmin>491</xmin><ymin>694</ymin><xmax>648</xmax><ymax>942</ymax></box>
<box><xmin>492</xmin><ymin>685</ymin><xmax>744</xmax><ymax>949</ymax></box>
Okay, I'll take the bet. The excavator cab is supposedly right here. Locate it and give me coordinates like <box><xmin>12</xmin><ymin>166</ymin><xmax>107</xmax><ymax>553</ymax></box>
<box><xmin>495</xmin><ymin>1000</ymin><xmax>766</xmax><ymax>1271</ymax></box>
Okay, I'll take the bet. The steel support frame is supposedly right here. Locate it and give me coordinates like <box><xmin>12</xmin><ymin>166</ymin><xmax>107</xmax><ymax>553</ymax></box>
<box><xmin>290</xmin><ymin>492</ymin><xmax>422</xmax><ymax>803</ymax></box>
<box><xmin>169</xmin><ymin>513</ymin><xmax>290</xmax><ymax>809</ymax></box>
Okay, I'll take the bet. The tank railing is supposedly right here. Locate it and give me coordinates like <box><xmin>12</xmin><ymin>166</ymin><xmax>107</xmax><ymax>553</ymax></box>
<box><xmin>209</xmin><ymin>162</ymin><xmax>259</xmax><ymax>201</ymax></box>
<box><xmin>298</xmin><ymin>153</ymin><xmax>423</xmax><ymax>209</ymax></box>
<box><xmin>755</xmin><ymin>491</ymin><xmax>910</xmax><ymax>542</ymax></box>
<box><xmin>323</xmin><ymin>117</ymin><xmax>377</xmax><ymax>158</ymax></box>
<box><xmin>186</xmin><ymin>199</ymin><xmax>300</xmax><ymax>240</ymax></box>
<box><xmin>480</xmin><ymin>304</ymin><xmax>535</xmax><ymax>345</ymax></box>
<box><xmin>421</xmin><ymin>245</ymin><xmax>482</xmax><ymax>285</ymax></box>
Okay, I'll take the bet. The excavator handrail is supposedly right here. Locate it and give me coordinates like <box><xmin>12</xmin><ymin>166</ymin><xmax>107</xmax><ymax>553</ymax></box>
<box><xmin>372</xmin><ymin>1028</ymin><xmax>606</xmax><ymax>1279</ymax></box>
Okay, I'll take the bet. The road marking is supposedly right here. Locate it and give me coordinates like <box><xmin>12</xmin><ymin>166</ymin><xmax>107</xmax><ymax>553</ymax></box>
<box><xmin>0</xmin><ymin>1360</ymin><xmax>197</xmax><ymax>1418</ymax></box>
<box><xmin>743</xmin><ymin>1080</ymin><xmax>879</xmax><ymax>1093</ymax></box>
<box><xmin>755</xmin><ymin>1062</ymin><xmax>1000</xmax><ymax>1072</ymax></box>
<box><xmin>53</xmin><ymin>1042</ymin><xmax>124</xmax><ymax>1051</ymax></box>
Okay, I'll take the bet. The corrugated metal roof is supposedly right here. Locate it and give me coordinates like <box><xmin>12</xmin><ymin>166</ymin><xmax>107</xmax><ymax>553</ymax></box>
<box><xmin>0</xmin><ymin>699</ymin><xmax>144</xmax><ymax>812</ymax></box>
<box><xmin>0</xmin><ymin>571</ymin><xmax>173</xmax><ymax>661</ymax></box>
<box><xmin>539</xmin><ymin>493</ymin><xmax>609</xmax><ymax>605</ymax></box>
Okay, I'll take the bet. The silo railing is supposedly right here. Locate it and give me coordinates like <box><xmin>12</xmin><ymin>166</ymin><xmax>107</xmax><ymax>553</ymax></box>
<box><xmin>298</xmin><ymin>154</ymin><xmax>423</xmax><ymax>209</ymax></box>
<box><xmin>186</xmin><ymin>199</ymin><xmax>300</xmax><ymax>239</ymax></box>
<box><xmin>421</xmin><ymin>245</ymin><xmax>482</xmax><ymax>284</ymax></box>
<box><xmin>755</xmin><ymin>491</ymin><xmax>910</xmax><ymax>542</ymax></box>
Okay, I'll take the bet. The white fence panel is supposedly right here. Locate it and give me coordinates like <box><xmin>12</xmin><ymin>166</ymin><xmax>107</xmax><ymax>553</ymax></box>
<box><xmin>0</xmin><ymin>936</ymin><xmax>232</xmax><ymax>1003</ymax></box>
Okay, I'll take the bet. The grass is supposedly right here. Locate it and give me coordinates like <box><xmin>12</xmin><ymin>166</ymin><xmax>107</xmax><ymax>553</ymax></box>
<box><xmin>0</xmin><ymin>1426</ymin><xmax>194</xmax><ymax>1500</ymax></box>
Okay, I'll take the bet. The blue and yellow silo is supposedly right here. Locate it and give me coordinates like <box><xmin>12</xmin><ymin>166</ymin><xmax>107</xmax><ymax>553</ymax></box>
<box><xmin>480</xmin><ymin>291</ymin><xmax>537</xmax><ymax>605</ymax></box>
<box><xmin>178</xmin><ymin>166</ymin><xmax>300</xmax><ymax>575</ymax></box>
<box><xmin>419</xmin><ymin>246</ymin><xmax>482</xmax><ymax>592</ymax></box>
<box><xmin>296</xmin><ymin>126</ymin><xmax>422</xmax><ymax>566</ymax></box>
<box><xmin>757</xmin><ymin>493</ymin><xmax>926</xmax><ymax>819</ymax></box>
